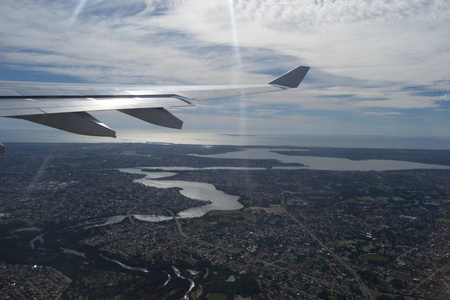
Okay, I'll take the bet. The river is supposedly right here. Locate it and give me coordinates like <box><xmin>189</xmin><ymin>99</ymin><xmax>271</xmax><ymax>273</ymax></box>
<box><xmin>119</xmin><ymin>168</ymin><xmax>242</xmax><ymax>220</ymax></box>
<box><xmin>191</xmin><ymin>148</ymin><xmax>450</xmax><ymax>171</ymax></box>
<box><xmin>117</xmin><ymin>148</ymin><xmax>450</xmax><ymax>223</ymax></box>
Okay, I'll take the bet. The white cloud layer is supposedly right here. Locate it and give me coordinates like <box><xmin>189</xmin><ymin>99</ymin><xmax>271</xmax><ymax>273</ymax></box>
<box><xmin>0</xmin><ymin>0</ymin><xmax>449</xmax><ymax>139</ymax></box>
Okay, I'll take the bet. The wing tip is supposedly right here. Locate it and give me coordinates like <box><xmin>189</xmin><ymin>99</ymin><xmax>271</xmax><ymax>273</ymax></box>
<box><xmin>269</xmin><ymin>66</ymin><xmax>310</xmax><ymax>88</ymax></box>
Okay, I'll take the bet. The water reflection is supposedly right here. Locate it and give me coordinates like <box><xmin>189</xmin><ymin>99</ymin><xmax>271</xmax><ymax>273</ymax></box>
<box><xmin>192</xmin><ymin>148</ymin><xmax>450</xmax><ymax>171</ymax></box>
<box><xmin>100</xmin><ymin>254</ymin><xmax>149</xmax><ymax>273</ymax></box>
<box><xmin>119</xmin><ymin>168</ymin><xmax>243</xmax><ymax>220</ymax></box>
<box><xmin>118</xmin><ymin>148</ymin><xmax>450</xmax><ymax>224</ymax></box>
<box><xmin>30</xmin><ymin>233</ymin><xmax>45</xmax><ymax>250</ymax></box>
<box><xmin>172</xmin><ymin>266</ymin><xmax>195</xmax><ymax>300</ymax></box>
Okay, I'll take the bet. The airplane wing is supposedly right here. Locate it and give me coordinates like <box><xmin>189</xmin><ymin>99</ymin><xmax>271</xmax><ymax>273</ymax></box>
<box><xmin>0</xmin><ymin>66</ymin><xmax>309</xmax><ymax>153</ymax></box>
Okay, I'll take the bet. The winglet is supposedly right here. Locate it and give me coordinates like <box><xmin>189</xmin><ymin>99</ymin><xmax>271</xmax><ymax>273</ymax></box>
<box><xmin>0</xmin><ymin>143</ymin><xmax>4</xmax><ymax>154</ymax></box>
<box><xmin>269</xmin><ymin>66</ymin><xmax>310</xmax><ymax>88</ymax></box>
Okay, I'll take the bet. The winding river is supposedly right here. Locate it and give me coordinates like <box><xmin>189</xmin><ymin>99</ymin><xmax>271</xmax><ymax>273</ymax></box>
<box><xmin>119</xmin><ymin>167</ymin><xmax>243</xmax><ymax>220</ymax></box>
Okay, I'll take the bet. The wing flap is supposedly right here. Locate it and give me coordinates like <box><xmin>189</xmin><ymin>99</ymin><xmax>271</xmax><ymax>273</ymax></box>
<box><xmin>119</xmin><ymin>108</ymin><xmax>183</xmax><ymax>129</ymax></box>
<box><xmin>13</xmin><ymin>112</ymin><xmax>116</xmax><ymax>137</ymax></box>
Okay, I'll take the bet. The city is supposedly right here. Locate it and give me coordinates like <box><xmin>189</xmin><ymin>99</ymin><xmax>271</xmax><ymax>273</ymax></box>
<box><xmin>0</xmin><ymin>143</ymin><xmax>449</xmax><ymax>299</ymax></box>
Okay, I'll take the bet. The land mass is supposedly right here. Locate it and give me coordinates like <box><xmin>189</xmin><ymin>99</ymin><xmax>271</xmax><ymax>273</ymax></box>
<box><xmin>0</xmin><ymin>143</ymin><xmax>449</xmax><ymax>300</ymax></box>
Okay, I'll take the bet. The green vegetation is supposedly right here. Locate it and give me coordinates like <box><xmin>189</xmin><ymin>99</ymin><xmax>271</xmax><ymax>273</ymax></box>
<box><xmin>207</xmin><ymin>211</ymin><xmax>255</xmax><ymax>222</ymax></box>
<box><xmin>13</xmin><ymin>208</ymin><xmax>47</xmax><ymax>214</ymax></box>
<box><xmin>336</xmin><ymin>240</ymin><xmax>347</xmax><ymax>246</ymax></box>
<box><xmin>328</xmin><ymin>294</ymin><xmax>338</xmax><ymax>300</ymax></box>
<box><xmin>208</xmin><ymin>293</ymin><xmax>227</xmax><ymax>300</ymax></box>
<box><xmin>358</xmin><ymin>254</ymin><xmax>390</xmax><ymax>265</ymax></box>
<box><xmin>203</xmin><ymin>266</ymin><xmax>259</xmax><ymax>297</ymax></box>
<box><xmin>14</xmin><ymin>209</ymin><xmax>33</xmax><ymax>213</ymax></box>
<box><xmin>279</xmin><ymin>181</ymin><xmax>300</xmax><ymax>187</ymax></box>
<box><xmin>242</xmin><ymin>213</ymin><xmax>256</xmax><ymax>220</ymax></box>
<box><xmin>358</xmin><ymin>188</ymin><xmax>369</xmax><ymax>194</ymax></box>
<box><xmin>355</xmin><ymin>197</ymin><xmax>369</xmax><ymax>202</ymax></box>
<box><xmin>209</xmin><ymin>210</ymin><xmax>240</xmax><ymax>216</ymax></box>
<box><xmin>363</xmin><ymin>244</ymin><xmax>376</xmax><ymax>251</ymax></box>
<box><xmin>208</xmin><ymin>293</ymin><xmax>228</xmax><ymax>300</ymax></box>
<box><xmin>185</xmin><ymin>256</ymin><xmax>196</xmax><ymax>264</ymax></box>
<box><xmin>301</xmin><ymin>258</ymin><xmax>315</xmax><ymax>266</ymax></box>
<box><xmin>5</xmin><ymin>234</ymin><xmax>18</xmax><ymax>240</ymax></box>
<box><xmin>376</xmin><ymin>183</ymin><xmax>393</xmax><ymax>192</ymax></box>
<box><xmin>231</xmin><ymin>247</ymin><xmax>245</xmax><ymax>254</ymax></box>
<box><xmin>251</xmin><ymin>183</ymin><xmax>274</xmax><ymax>188</ymax></box>
<box><xmin>240</xmin><ymin>199</ymin><xmax>253</xmax><ymax>206</ymax></box>
<box><xmin>191</xmin><ymin>287</ymin><xmax>204</xmax><ymax>299</ymax></box>
<box><xmin>193</xmin><ymin>219</ymin><xmax>215</xmax><ymax>228</ymax></box>
<box><xmin>436</xmin><ymin>218</ymin><xmax>450</xmax><ymax>223</ymax></box>
<box><xmin>218</xmin><ymin>217</ymin><xmax>232</xmax><ymax>224</ymax></box>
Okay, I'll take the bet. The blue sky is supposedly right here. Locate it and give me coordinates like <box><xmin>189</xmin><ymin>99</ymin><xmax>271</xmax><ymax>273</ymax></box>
<box><xmin>0</xmin><ymin>0</ymin><xmax>449</xmax><ymax>146</ymax></box>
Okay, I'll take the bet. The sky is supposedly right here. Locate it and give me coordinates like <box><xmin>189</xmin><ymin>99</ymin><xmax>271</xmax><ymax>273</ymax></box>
<box><xmin>0</xmin><ymin>0</ymin><xmax>449</xmax><ymax>147</ymax></box>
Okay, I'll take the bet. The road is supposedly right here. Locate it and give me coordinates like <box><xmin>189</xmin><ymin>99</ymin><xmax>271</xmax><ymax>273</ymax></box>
<box><xmin>279</xmin><ymin>191</ymin><xmax>373</xmax><ymax>299</ymax></box>
<box><xmin>165</xmin><ymin>208</ymin><xmax>189</xmax><ymax>239</ymax></box>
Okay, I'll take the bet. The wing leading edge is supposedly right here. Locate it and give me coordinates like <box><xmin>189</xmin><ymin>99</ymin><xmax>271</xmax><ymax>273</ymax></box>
<box><xmin>0</xmin><ymin>66</ymin><xmax>309</xmax><ymax>150</ymax></box>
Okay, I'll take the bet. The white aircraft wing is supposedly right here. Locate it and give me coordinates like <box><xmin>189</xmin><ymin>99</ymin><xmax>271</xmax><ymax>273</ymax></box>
<box><xmin>0</xmin><ymin>66</ymin><xmax>309</xmax><ymax>153</ymax></box>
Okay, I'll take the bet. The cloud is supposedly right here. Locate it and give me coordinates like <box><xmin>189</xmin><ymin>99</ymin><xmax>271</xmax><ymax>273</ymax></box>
<box><xmin>365</xmin><ymin>112</ymin><xmax>402</xmax><ymax>116</ymax></box>
<box><xmin>0</xmin><ymin>0</ymin><xmax>449</xmax><ymax>138</ymax></box>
